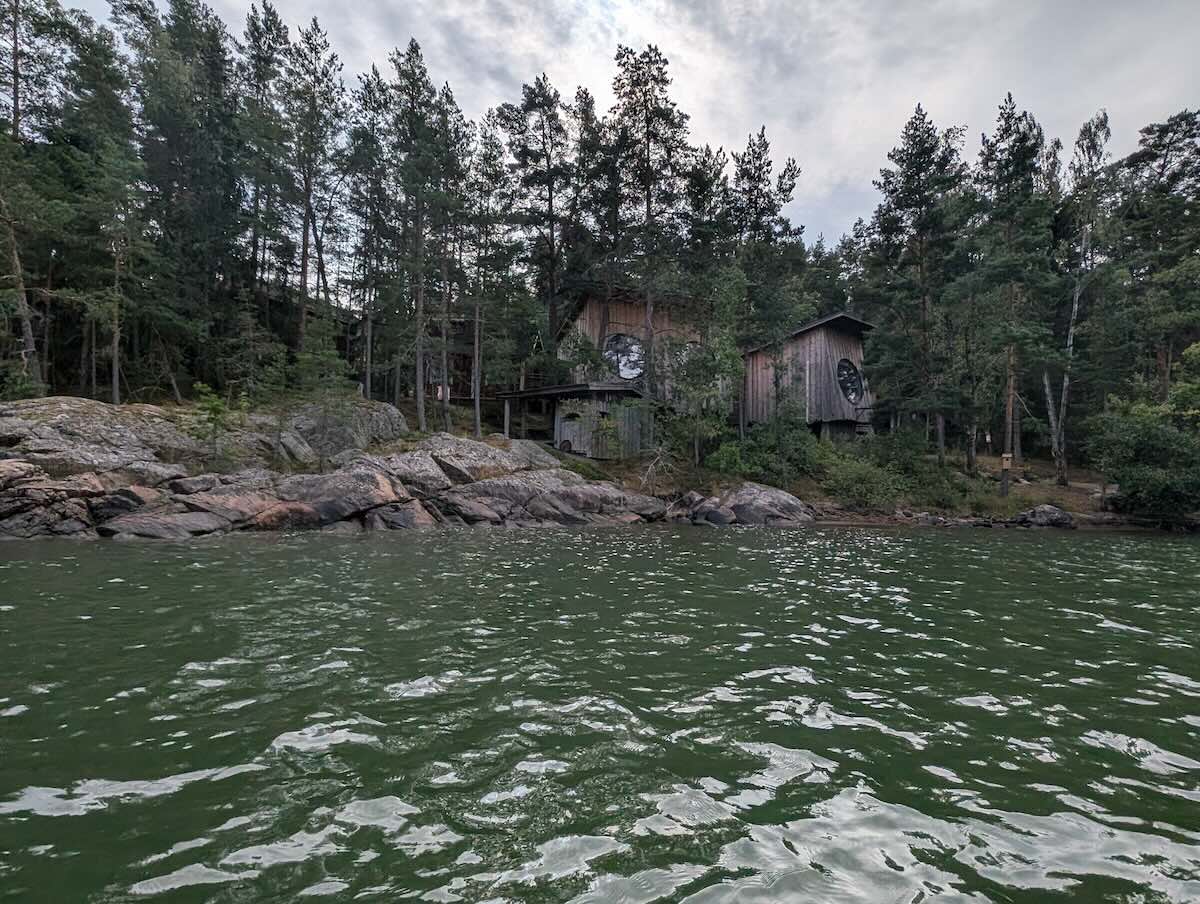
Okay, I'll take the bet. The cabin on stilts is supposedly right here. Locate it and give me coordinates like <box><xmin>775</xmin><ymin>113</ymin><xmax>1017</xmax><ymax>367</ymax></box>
<box><xmin>741</xmin><ymin>312</ymin><xmax>875</xmax><ymax>438</ymax></box>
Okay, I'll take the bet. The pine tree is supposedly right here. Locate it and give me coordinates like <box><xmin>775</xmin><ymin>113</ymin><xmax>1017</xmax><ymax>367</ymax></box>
<box><xmin>497</xmin><ymin>74</ymin><xmax>571</xmax><ymax>345</ymax></box>
<box><xmin>869</xmin><ymin>104</ymin><xmax>966</xmax><ymax>463</ymax></box>
<box><xmin>975</xmin><ymin>93</ymin><xmax>1056</xmax><ymax>489</ymax></box>
<box><xmin>1042</xmin><ymin>110</ymin><xmax>1110</xmax><ymax>485</ymax></box>
<box><xmin>390</xmin><ymin>38</ymin><xmax>437</xmax><ymax>431</ymax></box>
<box><xmin>611</xmin><ymin>44</ymin><xmax>689</xmax><ymax>444</ymax></box>
<box><xmin>346</xmin><ymin>63</ymin><xmax>393</xmax><ymax>401</ymax></box>
<box><xmin>239</xmin><ymin>1</ymin><xmax>289</xmax><ymax>293</ymax></box>
<box><xmin>283</xmin><ymin>16</ymin><xmax>345</xmax><ymax>334</ymax></box>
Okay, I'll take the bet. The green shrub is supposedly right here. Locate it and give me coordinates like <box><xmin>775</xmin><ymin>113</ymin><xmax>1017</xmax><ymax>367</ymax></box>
<box><xmin>1088</xmin><ymin>402</ymin><xmax>1200</xmax><ymax>516</ymax></box>
<box><xmin>821</xmin><ymin>456</ymin><xmax>908</xmax><ymax>511</ymax></box>
<box><xmin>705</xmin><ymin>440</ymin><xmax>747</xmax><ymax>476</ymax></box>
<box><xmin>861</xmin><ymin>427</ymin><xmax>928</xmax><ymax>473</ymax></box>
<box><xmin>704</xmin><ymin>408</ymin><xmax>823</xmax><ymax>486</ymax></box>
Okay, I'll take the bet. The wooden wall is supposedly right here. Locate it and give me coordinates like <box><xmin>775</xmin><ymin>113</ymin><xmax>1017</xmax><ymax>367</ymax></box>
<box><xmin>743</xmin><ymin>325</ymin><xmax>872</xmax><ymax>426</ymax></box>
<box><xmin>553</xmin><ymin>394</ymin><xmax>641</xmax><ymax>459</ymax></box>
<box><xmin>561</xmin><ymin>297</ymin><xmax>700</xmax><ymax>382</ymax></box>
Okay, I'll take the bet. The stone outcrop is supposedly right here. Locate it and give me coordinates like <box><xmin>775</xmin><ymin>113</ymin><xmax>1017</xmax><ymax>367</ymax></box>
<box><xmin>0</xmin><ymin>460</ymin><xmax>106</xmax><ymax>538</ymax></box>
<box><xmin>415</xmin><ymin>433</ymin><xmax>559</xmax><ymax>484</ymax></box>
<box><xmin>0</xmin><ymin>395</ymin><xmax>408</xmax><ymax>485</ymax></box>
<box><xmin>0</xmin><ymin>421</ymin><xmax>673</xmax><ymax>539</ymax></box>
<box><xmin>283</xmin><ymin>400</ymin><xmax>408</xmax><ymax>458</ymax></box>
<box><xmin>433</xmin><ymin>468</ymin><xmax>666</xmax><ymax>527</ymax></box>
<box><xmin>0</xmin><ymin>396</ymin><xmax>195</xmax><ymax>487</ymax></box>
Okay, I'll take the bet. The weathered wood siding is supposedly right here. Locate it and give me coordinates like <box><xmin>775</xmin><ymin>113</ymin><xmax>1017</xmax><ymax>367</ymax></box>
<box><xmin>561</xmin><ymin>297</ymin><xmax>700</xmax><ymax>383</ymax></box>
<box><xmin>743</xmin><ymin>325</ymin><xmax>872</xmax><ymax>426</ymax></box>
<box><xmin>553</xmin><ymin>395</ymin><xmax>641</xmax><ymax>459</ymax></box>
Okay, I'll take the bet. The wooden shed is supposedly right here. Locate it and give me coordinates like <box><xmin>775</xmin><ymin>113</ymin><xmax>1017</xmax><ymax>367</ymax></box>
<box><xmin>742</xmin><ymin>313</ymin><xmax>874</xmax><ymax>437</ymax></box>
<box><xmin>497</xmin><ymin>382</ymin><xmax>642</xmax><ymax>459</ymax></box>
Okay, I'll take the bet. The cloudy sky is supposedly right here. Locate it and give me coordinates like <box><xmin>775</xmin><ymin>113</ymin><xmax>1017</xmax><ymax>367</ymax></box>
<box><xmin>84</xmin><ymin>0</ymin><xmax>1199</xmax><ymax>241</ymax></box>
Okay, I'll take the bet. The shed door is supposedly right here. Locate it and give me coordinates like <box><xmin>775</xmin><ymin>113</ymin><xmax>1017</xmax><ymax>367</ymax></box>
<box><xmin>558</xmin><ymin>413</ymin><xmax>589</xmax><ymax>455</ymax></box>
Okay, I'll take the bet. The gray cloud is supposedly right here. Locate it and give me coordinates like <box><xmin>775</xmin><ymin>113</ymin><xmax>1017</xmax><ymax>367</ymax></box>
<box><xmin>82</xmin><ymin>0</ymin><xmax>1199</xmax><ymax>239</ymax></box>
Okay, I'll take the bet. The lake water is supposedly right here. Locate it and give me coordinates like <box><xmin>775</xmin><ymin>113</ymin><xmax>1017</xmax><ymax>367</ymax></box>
<box><xmin>1</xmin><ymin>528</ymin><xmax>1198</xmax><ymax>902</ymax></box>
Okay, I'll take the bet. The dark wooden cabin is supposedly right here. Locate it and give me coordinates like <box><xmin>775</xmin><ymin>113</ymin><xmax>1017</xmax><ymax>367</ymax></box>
<box><xmin>498</xmin><ymin>287</ymin><xmax>701</xmax><ymax>459</ymax></box>
<box><xmin>742</xmin><ymin>312</ymin><xmax>874</xmax><ymax>437</ymax></box>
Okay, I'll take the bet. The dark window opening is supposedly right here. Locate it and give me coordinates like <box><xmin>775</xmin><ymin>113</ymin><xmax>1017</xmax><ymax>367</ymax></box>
<box><xmin>836</xmin><ymin>359</ymin><xmax>864</xmax><ymax>404</ymax></box>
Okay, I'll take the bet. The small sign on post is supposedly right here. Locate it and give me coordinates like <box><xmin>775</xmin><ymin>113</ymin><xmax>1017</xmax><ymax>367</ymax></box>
<box><xmin>999</xmin><ymin>453</ymin><xmax>1012</xmax><ymax>497</ymax></box>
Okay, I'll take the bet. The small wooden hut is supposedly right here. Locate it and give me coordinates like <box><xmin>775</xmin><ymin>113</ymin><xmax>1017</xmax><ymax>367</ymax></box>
<box><xmin>742</xmin><ymin>312</ymin><xmax>874</xmax><ymax>437</ymax></box>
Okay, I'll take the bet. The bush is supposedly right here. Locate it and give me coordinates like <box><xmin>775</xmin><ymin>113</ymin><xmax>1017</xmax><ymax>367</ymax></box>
<box><xmin>704</xmin><ymin>408</ymin><xmax>823</xmax><ymax>487</ymax></box>
<box><xmin>820</xmin><ymin>456</ymin><xmax>908</xmax><ymax>512</ymax></box>
<box><xmin>861</xmin><ymin>427</ymin><xmax>928</xmax><ymax>473</ymax></box>
<box><xmin>1088</xmin><ymin>402</ymin><xmax>1200</xmax><ymax>516</ymax></box>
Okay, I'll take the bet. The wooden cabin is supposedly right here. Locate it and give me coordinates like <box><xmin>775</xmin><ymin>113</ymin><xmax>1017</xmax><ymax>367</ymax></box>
<box><xmin>742</xmin><ymin>312</ymin><xmax>874</xmax><ymax>437</ymax></box>
<box><xmin>498</xmin><ymin>286</ymin><xmax>701</xmax><ymax>459</ymax></box>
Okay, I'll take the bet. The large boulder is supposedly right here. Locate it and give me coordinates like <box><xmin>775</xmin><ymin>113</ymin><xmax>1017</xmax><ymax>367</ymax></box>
<box><xmin>1012</xmin><ymin>504</ymin><xmax>1075</xmax><ymax>529</ymax></box>
<box><xmin>98</xmin><ymin>510</ymin><xmax>231</xmax><ymax>540</ymax></box>
<box><xmin>416</xmin><ymin>433</ymin><xmax>557</xmax><ymax>484</ymax></box>
<box><xmin>268</xmin><ymin>462</ymin><xmax>407</xmax><ymax>526</ymax></box>
<box><xmin>180</xmin><ymin>489</ymin><xmax>282</xmax><ymax>526</ymax></box>
<box><xmin>368</xmin><ymin>499</ymin><xmax>439</xmax><ymax>530</ymax></box>
<box><xmin>358</xmin><ymin>450</ymin><xmax>453</xmax><ymax>497</ymax></box>
<box><xmin>719</xmin><ymin>482</ymin><xmax>815</xmax><ymax>526</ymax></box>
<box><xmin>284</xmin><ymin>400</ymin><xmax>408</xmax><ymax>458</ymax></box>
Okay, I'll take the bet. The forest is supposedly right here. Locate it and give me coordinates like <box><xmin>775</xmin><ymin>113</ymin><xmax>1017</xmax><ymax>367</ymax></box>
<box><xmin>2</xmin><ymin>0</ymin><xmax>1199</xmax><ymax>518</ymax></box>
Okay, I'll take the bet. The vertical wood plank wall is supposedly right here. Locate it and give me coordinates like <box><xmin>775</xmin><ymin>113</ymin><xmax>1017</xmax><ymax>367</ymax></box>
<box><xmin>562</xmin><ymin>298</ymin><xmax>701</xmax><ymax>382</ymax></box>
<box><xmin>743</xmin><ymin>326</ymin><xmax>872</xmax><ymax>425</ymax></box>
<box><xmin>553</xmin><ymin>395</ymin><xmax>642</xmax><ymax>459</ymax></box>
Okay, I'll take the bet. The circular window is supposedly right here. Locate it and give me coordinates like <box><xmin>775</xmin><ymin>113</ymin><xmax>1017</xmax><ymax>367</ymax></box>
<box><xmin>603</xmin><ymin>333</ymin><xmax>645</xmax><ymax>380</ymax></box>
<box><xmin>837</xmin><ymin>359</ymin><xmax>864</xmax><ymax>404</ymax></box>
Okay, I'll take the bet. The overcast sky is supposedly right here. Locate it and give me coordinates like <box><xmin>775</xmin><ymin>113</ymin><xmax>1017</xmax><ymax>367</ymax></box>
<box><xmin>83</xmin><ymin>0</ymin><xmax>1199</xmax><ymax>241</ymax></box>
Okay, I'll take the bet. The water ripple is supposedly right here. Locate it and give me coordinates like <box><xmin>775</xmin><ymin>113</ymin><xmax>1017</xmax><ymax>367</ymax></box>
<box><xmin>0</xmin><ymin>527</ymin><xmax>1198</xmax><ymax>901</ymax></box>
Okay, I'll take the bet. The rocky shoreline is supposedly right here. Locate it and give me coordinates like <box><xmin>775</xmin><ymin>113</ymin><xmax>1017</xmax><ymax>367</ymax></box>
<box><xmin>0</xmin><ymin>397</ymin><xmax>1084</xmax><ymax>541</ymax></box>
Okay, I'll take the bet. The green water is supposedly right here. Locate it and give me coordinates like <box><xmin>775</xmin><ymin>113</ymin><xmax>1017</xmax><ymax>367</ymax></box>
<box><xmin>1</xmin><ymin>528</ymin><xmax>1198</xmax><ymax>903</ymax></box>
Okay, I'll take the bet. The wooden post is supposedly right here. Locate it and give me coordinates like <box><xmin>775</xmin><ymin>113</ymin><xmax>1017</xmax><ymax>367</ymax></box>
<box><xmin>503</xmin><ymin>399</ymin><xmax>511</xmax><ymax>438</ymax></box>
<box><xmin>1000</xmin><ymin>452</ymin><xmax>1012</xmax><ymax>498</ymax></box>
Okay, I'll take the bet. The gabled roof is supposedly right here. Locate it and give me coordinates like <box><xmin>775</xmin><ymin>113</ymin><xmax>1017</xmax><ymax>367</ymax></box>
<box><xmin>743</xmin><ymin>312</ymin><xmax>874</xmax><ymax>355</ymax></box>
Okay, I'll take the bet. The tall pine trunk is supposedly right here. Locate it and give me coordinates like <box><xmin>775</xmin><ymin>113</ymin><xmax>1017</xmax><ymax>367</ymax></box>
<box><xmin>413</xmin><ymin>199</ymin><xmax>427</xmax><ymax>432</ymax></box>
<box><xmin>111</xmin><ymin>248</ymin><xmax>121</xmax><ymax>404</ymax></box>
<box><xmin>364</xmin><ymin>306</ymin><xmax>373</xmax><ymax>401</ymax></box>
<box><xmin>298</xmin><ymin>171</ymin><xmax>312</xmax><ymax>341</ymax></box>
<box><xmin>439</xmin><ymin>242</ymin><xmax>451</xmax><ymax>432</ymax></box>
<box><xmin>472</xmin><ymin>298</ymin><xmax>482</xmax><ymax>439</ymax></box>
<box><xmin>1044</xmin><ymin>224</ymin><xmax>1089</xmax><ymax>487</ymax></box>
<box><xmin>1001</xmin><ymin>345</ymin><xmax>1015</xmax><ymax>497</ymax></box>
<box><xmin>4</xmin><ymin>217</ymin><xmax>40</xmax><ymax>389</ymax></box>
<box><xmin>10</xmin><ymin>0</ymin><xmax>20</xmax><ymax>142</ymax></box>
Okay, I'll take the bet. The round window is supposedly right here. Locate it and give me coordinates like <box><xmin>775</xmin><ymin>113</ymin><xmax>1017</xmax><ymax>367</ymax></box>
<box><xmin>603</xmin><ymin>333</ymin><xmax>645</xmax><ymax>380</ymax></box>
<box><xmin>837</xmin><ymin>359</ymin><xmax>864</xmax><ymax>404</ymax></box>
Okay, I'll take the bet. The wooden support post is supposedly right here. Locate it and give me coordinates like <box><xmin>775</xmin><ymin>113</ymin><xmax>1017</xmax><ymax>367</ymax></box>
<box><xmin>503</xmin><ymin>399</ymin><xmax>511</xmax><ymax>438</ymax></box>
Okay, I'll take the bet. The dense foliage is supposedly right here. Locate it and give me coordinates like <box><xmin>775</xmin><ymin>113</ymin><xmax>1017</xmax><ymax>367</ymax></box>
<box><xmin>1</xmin><ymin>1</ymin><xmax>1197</xmax><ymax>514</ymax></box>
